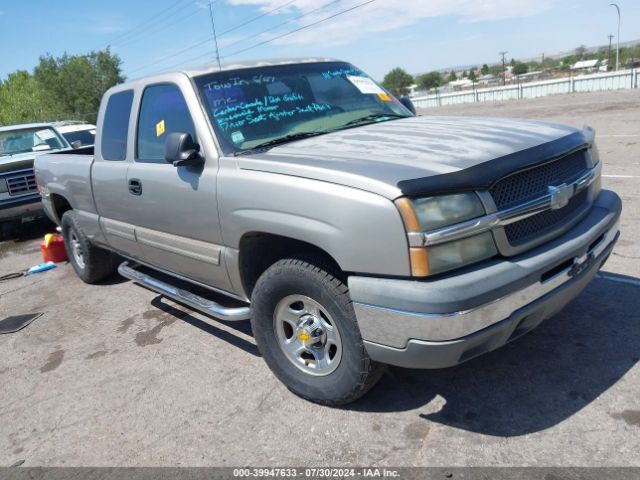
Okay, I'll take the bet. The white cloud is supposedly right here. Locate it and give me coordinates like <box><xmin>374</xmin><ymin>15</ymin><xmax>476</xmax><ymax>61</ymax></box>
<box><xmin>223</xmin><ymin>0</ymin><xmax>558</xmax><ymax>47</ymax></box>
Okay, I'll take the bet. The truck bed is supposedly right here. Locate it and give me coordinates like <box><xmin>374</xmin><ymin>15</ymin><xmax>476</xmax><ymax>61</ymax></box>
<box><xmin>34</xmin><ymin>147</ymin><xmax>97</xmax><ymax>221</ymax></box>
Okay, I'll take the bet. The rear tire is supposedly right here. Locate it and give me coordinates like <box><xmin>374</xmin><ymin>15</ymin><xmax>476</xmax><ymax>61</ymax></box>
<box><xmin>251</xmin><ymin>254</ymin><xmax>384</xmax><ymax>406</ymax></box>
<box><xmin>60</xmin><ymin>211</ymin><xmax>116</xmax><ymax>284</ymax></box>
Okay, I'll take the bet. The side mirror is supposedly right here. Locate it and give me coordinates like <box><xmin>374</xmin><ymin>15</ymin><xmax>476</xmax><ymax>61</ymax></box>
<box><xmin>165</xmin><ymin>132</ymin><xmax>204</xmax><ymax>167</ymax></box>
<box><xmin>71</xmin><ymin>140</ymin><xmax>82</xmax><ymax>149</ymax></box>
<box><xmin>399</xmin><ymin>96</ymin><xmax>417</xmax><ymax>115</ymax></box>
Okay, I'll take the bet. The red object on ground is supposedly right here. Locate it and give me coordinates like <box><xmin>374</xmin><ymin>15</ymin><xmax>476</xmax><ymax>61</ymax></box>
<box><xmin>40</xmin><ymin>235</ymin><xmax>68</xmax><ymax>263</ymax></box>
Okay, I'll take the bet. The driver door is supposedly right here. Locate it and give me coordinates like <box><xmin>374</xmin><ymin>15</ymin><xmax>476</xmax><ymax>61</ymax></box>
<box><xmin>126</xmin><ymin>82</ymin><xmax>230</xmax><ymax>291</ymax></box>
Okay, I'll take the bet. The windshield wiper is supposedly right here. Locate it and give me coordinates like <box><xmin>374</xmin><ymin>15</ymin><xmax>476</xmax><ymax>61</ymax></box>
<box><xmin>235</xmin><ymin>131</ymin><xmax>327</xmax><ymax>155</ymax></box>
<box><xmin>341</xmin><ymin>113</ymin><xmax>407</xmax><ymax>129</ymax></box>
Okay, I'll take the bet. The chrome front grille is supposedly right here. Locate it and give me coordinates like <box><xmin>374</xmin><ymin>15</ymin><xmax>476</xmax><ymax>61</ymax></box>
<box><xmin>489</xmin><ymin>150</ymin><xmax>592</xmax><ymax>252</ymax></box>
<box><xmin>490</xmin><ymin>150</ymin><xmax>588</xmax><ymax>209</ymax></box>
<box><xmin>504</xmin><ymin>189</ymin><xmax>589</xmax><ymax>246</ymax></box>
<box><xmin>6</xmin><ymin>170</ymin><xmax>37</xmax><ymax>196</ymax></box>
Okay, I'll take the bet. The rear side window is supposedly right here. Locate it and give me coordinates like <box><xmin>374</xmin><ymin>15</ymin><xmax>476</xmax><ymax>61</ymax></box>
<box><xmin>136</xmin><ymin>84</ymin><xmax>196</xmax><ymax>163</ymax></box>
<box><xmin>101</xmin><ymin>90</ymin><xmax>134</xmax><ymax>161</ymax></box>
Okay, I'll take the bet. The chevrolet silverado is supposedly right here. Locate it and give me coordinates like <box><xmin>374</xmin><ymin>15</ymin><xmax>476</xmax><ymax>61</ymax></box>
<box><xmin>34</xmin><ymin>59</ymin><xmax>622</xmax><ymax>405</ymax></box>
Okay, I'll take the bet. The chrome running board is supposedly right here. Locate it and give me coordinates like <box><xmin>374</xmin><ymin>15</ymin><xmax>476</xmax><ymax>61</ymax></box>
<box><xmin>118</xmin><ymin>261</ymin><xmax>251</xmax><ymax>321</ymax></box>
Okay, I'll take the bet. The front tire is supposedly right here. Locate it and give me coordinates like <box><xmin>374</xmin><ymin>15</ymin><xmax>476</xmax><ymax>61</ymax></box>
<box><xmin>60</xmin><ymin>211</ymin><xmax>116</xmax><ymax>284</ymax></box>
<box><xmin>251</xmin><ymin>255</ymin><xmax>383</xmax><ymax>405</ymax></box>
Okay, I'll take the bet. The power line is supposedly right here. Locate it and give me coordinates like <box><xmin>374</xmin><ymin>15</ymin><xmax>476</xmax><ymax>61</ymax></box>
<box><xmin>218</xmin><ymin>0</ymin><xmax>298</xmax><ymax>36</ymax></box>
<box><xmin>126</xmin><ymin>36</ymin><xmax>212</xmax><ymax>75</ymax></box>
<box><xmin>111</xmin><ymin>5</ymin><xmax>205</xmax><ymax>49</ymax></box>
<box><xmin>124</xmin><ymin>0</ymin><xmax>299</xmax><ymax>75</ymax></box>
<box><xmin>499</xmin><ymin>51</ymin><xmax>508</xmax><ymax>86</ymax></box>
<box><xmin>162</xmin><ymin>0</ymin><xmax>375</xmax><ymax>73</ymax></box>
<box><xmin>150</xmin><ymin>0</ymin><xmax>343</xmax><ymax>73</ymax></box>
<box><xmin>220</xmin><ymin>0</ymin><xmax>377</xmax><ymax>60</ymax></box>
<box><xmin>608</xmin><ymin>34</ymin><xmax>614</xmax><ymax>70</ymax></box>
<box><xmin>217</xmin><ymin>0</ymin><xmax>342</xmax><ymax>54</ymax></box>
<box><xmin>208</xmin><ymin>0</ymin><xmax>222</xmax><ymax>70</ymax></box>
<box><xmin>105</xmin><ymin>0</ymin><xmax>192</xmax><ymax>46</ymax></box>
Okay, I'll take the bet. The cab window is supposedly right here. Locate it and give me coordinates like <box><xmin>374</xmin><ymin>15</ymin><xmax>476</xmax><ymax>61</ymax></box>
<box><xmin>101</xmin><ymin>90</ymin><xmax>134</xmax><ymax>161</ymax></box>
<box><xmin>136</xmin><ymin>84</ymin><xmax>196</xmax><ymax>163</ymax></box>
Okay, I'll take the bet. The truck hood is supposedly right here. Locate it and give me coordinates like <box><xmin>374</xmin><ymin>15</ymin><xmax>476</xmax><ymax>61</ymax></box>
<box><xmin>236</xmin><ymin>116</ymin><xmax>590</xmax><ymax>199</ymax></box>
<box><xmin>0</xmin><ymin>151</ymin><xmax>38</xmax><ymax>174</ymax></box>
<box><xmin>1</xmin><ymin>148</ymin><xmax>70</xmax><ymax>174</ymax></box>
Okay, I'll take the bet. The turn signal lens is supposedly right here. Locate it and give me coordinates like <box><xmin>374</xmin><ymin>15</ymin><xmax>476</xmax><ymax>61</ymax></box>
<box><xmin>394</xmin><ymin>197</ymin><xmax>421</xmax><ymax>232</ymax></box>
<box><xmin>395</xmin><ymin>194</ymin><xmax>496</xmax><ymax>277</ymax></box>
<box><xmin>409</xmin><ymin>247</ymin><xmax>429</xmax><ymax>276</ymax></box>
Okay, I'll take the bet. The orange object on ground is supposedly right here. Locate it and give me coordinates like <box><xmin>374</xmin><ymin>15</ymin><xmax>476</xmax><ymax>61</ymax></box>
<box><xmin>41</xmin><ymin>234</ymin><xmax>68</xmax><ymax>263</ymax></box>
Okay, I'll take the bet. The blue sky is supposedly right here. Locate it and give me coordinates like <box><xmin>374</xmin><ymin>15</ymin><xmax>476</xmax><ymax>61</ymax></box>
<box><xmin>0</xmin><ymin>0</ymin><xmax>638</xmax><ymax>81</ymax></box>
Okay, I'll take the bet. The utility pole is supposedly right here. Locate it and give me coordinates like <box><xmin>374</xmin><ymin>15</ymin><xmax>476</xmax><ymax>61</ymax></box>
<box><xmin>499</xmin><ymin>51</ymin><xmax>508</xmax><ymax>86</ymax></box>
<box><xmin>208</xmin><ymin>0</ymin><xmax>222</xmax><ymax>70</ymax></box>
<box><xmin>610</xmin><ymin>3</ymin><xmax>621</xmax><ymax>70</ymax></box>
<box><xmin>608</xmin><ymin>34</ymin><xmax>614</xmax><ymax>71</ymax></box>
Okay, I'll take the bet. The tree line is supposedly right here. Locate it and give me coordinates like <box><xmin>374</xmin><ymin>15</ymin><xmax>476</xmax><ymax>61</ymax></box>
<box><xmin>0</xmin><ymin>48</ymin><xmax>124</xmax><ymax>126</ymax></box>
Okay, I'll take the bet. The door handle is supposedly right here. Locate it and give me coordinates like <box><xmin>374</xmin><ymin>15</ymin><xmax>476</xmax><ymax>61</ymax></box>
<box><xmin>128</xmin><ymin>178</ymin><xmax>142</xmax><ymax>196</ymax></box>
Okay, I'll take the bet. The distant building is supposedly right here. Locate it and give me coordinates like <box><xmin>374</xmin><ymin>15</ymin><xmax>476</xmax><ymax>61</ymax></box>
<box><xmin>448</xmin><ymin>78</ymin><xmax>474</xmax><ymax>90</ymax></box>
<box><xmin>515</xmin><ymin>71</ymin><xmax>545</xmax><ymax>81</ymax></box>
<box><xmin>571</xmin><ymin>59</ymin><xmax>600</xmax><ymax>72</ymax></box>
<box><xmin>407</xmin><ymin>84</ymin><xmax>420</xmax><ymax>96</ymax></box>
<box><xmin>479</xmin><ymin>74</ymin><xmax>498</xmax><ymax>85</ymax></box>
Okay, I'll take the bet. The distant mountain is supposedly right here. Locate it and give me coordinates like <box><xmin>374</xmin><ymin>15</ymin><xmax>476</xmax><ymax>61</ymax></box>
<box><xmin>418</xmin><ymin>38</ymin><xmax>640</xmax><ymax>77</ymax></box>
<box><xmin>523</xmin><ymin>38</ymin><xmax>640</xmax><ymax>62</ymax></box>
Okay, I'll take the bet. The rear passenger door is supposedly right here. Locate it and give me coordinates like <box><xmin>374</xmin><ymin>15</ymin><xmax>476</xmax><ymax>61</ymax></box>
<box><xmin>92</xmin><ymin>89</ymin><xmax>142</xmax><ymax>258</ymax></box>
<box><xmin>126</xmin><ymin>82</ymin><xmax>230</xmax><ymax>290</ymax></box>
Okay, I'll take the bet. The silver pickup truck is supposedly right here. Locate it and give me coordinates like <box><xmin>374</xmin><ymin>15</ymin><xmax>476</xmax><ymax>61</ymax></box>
<box><xmin>35</xmin><ymin>58</ymin><xmax>622</xmax><ymax>405</ymax></box>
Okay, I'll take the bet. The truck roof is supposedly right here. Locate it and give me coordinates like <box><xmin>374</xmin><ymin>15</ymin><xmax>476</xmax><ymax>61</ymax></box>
<box><xmin>123</xmin><ymin>57</ymin><xmax>340</xmax><ymax>86</ymax></box>
<box><xmin>180</xmin><ymin>57</ymin><xmax>339</xmax><ymax>77</ymax></box>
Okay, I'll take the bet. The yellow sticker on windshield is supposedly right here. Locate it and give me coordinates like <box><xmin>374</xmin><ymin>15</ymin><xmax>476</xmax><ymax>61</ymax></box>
<box><xmin>155</xmin><ymin>120</ymin><xmax>165</xmax><ymax>137</ymax></box>
<box><xmin>377</xmin><ymin>92</ymin><xmax>391</xmax><ymax>102</ymax></box>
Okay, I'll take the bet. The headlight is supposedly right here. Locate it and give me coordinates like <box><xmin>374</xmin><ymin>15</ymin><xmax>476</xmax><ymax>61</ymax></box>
<box><xmin>412</xmin><ymin>193</ymin><xmax>485</xmax><ymax>230</ymax></box>
<box><xmin>395</xmin><ymin>193</ymin><xmax>497</xmax><ymax>276</ymax></box>
<box><xmin>0</xmin><ymin>179</ymin><xmax>7</xmax><ymax>194</ymax></box>
<box><xmin>427</xmin><ymin>232</ymin><xmax>497</xmax><ymax>275</ymax></box>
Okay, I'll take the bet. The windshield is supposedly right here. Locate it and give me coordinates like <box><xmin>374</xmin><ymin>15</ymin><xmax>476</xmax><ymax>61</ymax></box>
<box><xmin>62</xmin><ymin>129</ymin><xmax>96</xmax><ymax>147</ymax></box>
<box><xmin>0</xmin><ymin>127</ymin><xmax>67</xmax><ymax>156</ymax></box>
<box><xmin>194</xmin><ymin>61</ymin><xmax>413</xmax><ymax>155</ymax></box>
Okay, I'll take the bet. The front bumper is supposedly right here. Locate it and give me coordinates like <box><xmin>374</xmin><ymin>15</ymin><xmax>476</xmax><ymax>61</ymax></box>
<box><xmin>349</xmin><ymin>189</ymin><xmax>621</xmax><ymax>369</ymax></box>
<box><xmin>0</xmin><ymin>193</ymin><xmax>44</xmax><ymax>222</ymax></box>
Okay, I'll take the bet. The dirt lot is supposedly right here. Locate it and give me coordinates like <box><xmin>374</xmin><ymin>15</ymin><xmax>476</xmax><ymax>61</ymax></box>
<box><xmin>1</xmin><ymin>90</ymin><xmax>639</xmax><ymax>467</ymax></box>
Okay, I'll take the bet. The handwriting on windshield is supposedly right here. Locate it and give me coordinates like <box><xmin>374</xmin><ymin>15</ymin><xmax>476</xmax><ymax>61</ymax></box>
<box><xmin>204</xmin><ymin>74</ymin><xmax>277</xmax><ymax>91</ymax></box>
<box><xmin>321</xmin><ymin>67</ymin><xmax>362</xmax><ymax>80</ymax></box>
<box><xmin>212</xmin><ymin>93</ymin><xmax>332</xmax><ymax>132</ymax></box>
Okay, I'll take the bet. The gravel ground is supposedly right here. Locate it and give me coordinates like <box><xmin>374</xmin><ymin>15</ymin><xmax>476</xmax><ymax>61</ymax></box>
<box><xmin>0</xmin><ymin>89</ymin><xmax>638</xmax><ymax>467</ymax></box>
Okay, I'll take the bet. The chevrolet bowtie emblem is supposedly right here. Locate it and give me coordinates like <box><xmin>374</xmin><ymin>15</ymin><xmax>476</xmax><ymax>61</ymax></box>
<box><xmin>548</xmin><ymin>183</ymin><xmax>573</xmax><ymax>210</ymax></box>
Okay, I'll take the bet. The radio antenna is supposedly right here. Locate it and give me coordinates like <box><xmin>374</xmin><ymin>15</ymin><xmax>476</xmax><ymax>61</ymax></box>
<box><xmin>208</xmin><ymin>0</ymin><xmax>222</xmax><ymax>70</ymax></box>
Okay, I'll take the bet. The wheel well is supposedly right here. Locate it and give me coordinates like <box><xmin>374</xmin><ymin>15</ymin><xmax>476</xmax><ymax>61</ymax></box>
<box><xmin>50</xmin><ymin>194</ymin><xmax>72</xmax><ymax>223</ymax></box>
<box><xmin>239</xmin><ymin>232</ymin><xmax>344</xmax><ymax>298</ymax></box>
